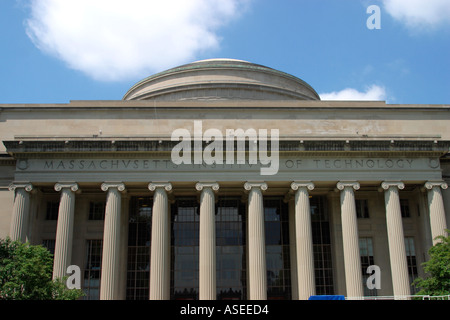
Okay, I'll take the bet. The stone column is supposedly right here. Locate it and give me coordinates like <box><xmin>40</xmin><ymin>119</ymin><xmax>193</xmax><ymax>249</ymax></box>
<box><xmin>100</xmin><ymin>182</ymin><xmax>126</xmax><ymax>300</ymax></box>
<box><xmin>148</xmin><ymin>182</ymin><xmax>172</xmax><ymax>300</ymax></box>
<box><xmin>424</xmin><ymin>181</ymin><xmax>449</xmax><ymax>245</ymax></box>
<box><xmin>196</xmin><ymin>182</ymin><xmax>220</xmax><ymax>300</ymax></box>
<box><xmin>244</xmin><ymin>181</ymin><xmax>268</xmax><ymax>300</ymax></box>
<box><xmin>287</xmin><ymin>195</ymin><xmax>298</xmax><ymax>300</ymax></box>
<box><xmin>337</xmin><ymin>181</ymin><xmax>363</xmax><ymax>300</ymax></box>
<box><xmin>291</xmin><ymin>181</ymin><xmax>316</xmax><ymax>300</ymax></box>
<box><xmin>381</xmin><ymin>181</ymin><xmax>411</xmax><ymax>299</ymax></box>
<box><xmin>9</xmin><ymin>183</ymin><xmax>33</xmax><ymax>242</ymax></box>
<box><xmin>52</xmin><ymin>183</ymin><xmax>79</xmax><ymax>281</ymax></box>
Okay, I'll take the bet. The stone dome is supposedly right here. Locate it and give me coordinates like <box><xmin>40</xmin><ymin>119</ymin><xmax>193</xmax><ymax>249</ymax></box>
<box><xmin>122</xmin><ymin>58</ymin><xmax>320</xmax><ymax>101</ymax></box>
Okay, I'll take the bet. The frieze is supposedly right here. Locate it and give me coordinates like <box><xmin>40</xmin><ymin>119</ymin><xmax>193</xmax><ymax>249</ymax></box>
<box><xmin>16</xmin><ymin>157</ymin><xmax>440</xmax><ymax>172</ymax></box>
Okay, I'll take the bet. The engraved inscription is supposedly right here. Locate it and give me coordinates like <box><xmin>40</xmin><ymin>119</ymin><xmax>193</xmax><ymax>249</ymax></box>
<box><xmin>20</xmin><ymin>157</ymin><xmax>430</xmax><ymax>172</ymax></box>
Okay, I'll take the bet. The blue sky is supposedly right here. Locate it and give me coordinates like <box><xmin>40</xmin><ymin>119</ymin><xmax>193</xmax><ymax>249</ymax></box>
<box><xmin>0</xmin><ymin>0</ymin><xmax>449</xmax><ymax>104</ymax></box>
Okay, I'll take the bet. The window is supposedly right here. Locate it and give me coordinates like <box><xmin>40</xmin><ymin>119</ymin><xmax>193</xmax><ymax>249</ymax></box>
<box><xmin>359</xmin><ymin>238</ymin><xmax>377</xmax><ymax>297</ymax></box>
<box><xmin>171</xmin><ymin>198</ymin><xmax>199</xmax><ymax>300</ymax></box>
<box><xmin>83</xmin><ymin>240</ymin><xmax>103</xmax><ymax>300</ymax></box>
<box><xmin>89</xmin><ymin>201</ymin><xmax>105</xmax><ymax>220</ymax></box>
<box><xmin>216</xmin><ymin>198</ymin><xmax>246</xmax><ymax>300</ymax></box>
<box><xmin>311</xmin><ymin>196</ymin><xmax>334</xmax><ymax>295</ymax></box>
<box><xmin>356</xmin><ymin>199</ymin><xmax>369</xmax><ymax>218</ymax></box>
<box><xmin>46</xmin><ymin>201</ymin><xmax>59</xmax><ymax>220</ymax></box>
<box><xmin>405</xmin><ymin>237</ymin><xmax>418</xmax><ymax>293</ymax></box>
<box><xmin>400</xmin><ymin>199</ymin><xmax>410</xmax><ymax>218</ymax></box>
<box><xmin>127</xmin><ymin>197</ymin><xmax>152</xmax><ymax>300</ymax></box>
<box><xmin>264</xmin><ymin>198</ymin><xmax>291</xmax><ymax>300</ymax></box>
<box><xmin>42</xmin><ymin>239</ymin><xmax>55</xmax><ymax>255</ymax></box>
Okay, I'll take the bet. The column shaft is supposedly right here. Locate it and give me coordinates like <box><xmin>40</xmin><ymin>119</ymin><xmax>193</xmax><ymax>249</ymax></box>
<box><xmin>288</xmin><ymin>198</ymin><xmax>298</xmax><ymax>300</ymax></box>
<box><xmin>425</xmin><ymin>182</ymin><xmax>449</xmax><ymax>244</ymax></box>
<box><xmin>245</xmin><ymin>182</ymin><xmax>267</xmax><ymax>300</ymax></box>
<box><xmin>100</xmin><ymin>183</ymin><xmax>125</xmax><ymax>300</ymax></box>
<box><xmin>9</xmin><ymin>183</ymin><xmax>33</xmax><ymax>242</ymax></box>
<box><xmin>382</xmin><ymin>182</ymin><xmax>411</xmax><ymax>299</ymax></box>
<box><xmin>337</xmin><ymin>181</ymin><xmax>363</xmax><ymax>300</ymax></box>
<box><xmin>53</xmin><ymin>183</ymin><xmax>78</xmax><ymax>280</ymax></box>
<box><xmin>197</xmin><ymin>182</ymin><xmax>219</xmax><ymax>300</ymax></box>
<box><xmin>291</xmin><ymin>182</ymin><xmax>315</xmax><ymax>300</ymax></box>
<box><xmin>149</xmin><ymin>183</ymin><xmax>172</xmax><ymax>300</ymax></box>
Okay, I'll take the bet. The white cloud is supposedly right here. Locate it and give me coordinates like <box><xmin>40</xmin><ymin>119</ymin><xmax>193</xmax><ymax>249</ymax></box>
<box><xmin>382</xmin><ymin>0</ymin><xmax>450</xmax><ymax>29</ymax></box>
<box><xmin>24</xmin><ymin>0</ymin><xmax>249</xmax><ymax>81</ymax></box>
<box><xmin>319</xmin><ymin>85</ymin><xmax>386</xmax><ymax>101</ymax></box>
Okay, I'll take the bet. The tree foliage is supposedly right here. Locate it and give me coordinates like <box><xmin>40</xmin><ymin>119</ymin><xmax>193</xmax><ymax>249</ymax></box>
<box><xmin>0</xmin><ymin>238</ymin><xmax>84</xmax><ymax>300</ymax></box>
<box><xmin>413</xmin><ymin>231</ymin><xmax>450</xmax><ymax>297</ymax></box>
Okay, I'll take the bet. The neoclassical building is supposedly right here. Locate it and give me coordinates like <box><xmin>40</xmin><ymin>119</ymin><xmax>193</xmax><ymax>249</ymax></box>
<box><xmin>1</xmin><ymin>59</ymin><xmax>449</xmax><ymax>300</ymax></box>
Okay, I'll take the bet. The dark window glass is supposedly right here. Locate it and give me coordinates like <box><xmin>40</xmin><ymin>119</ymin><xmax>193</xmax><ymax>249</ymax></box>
<box><xmin>360</xmin><ymin>238</ymin><xmax>377</xmax><ymax>297</ymax></box>
<box><xmin>46</xmin><ymin>201</ymin><xmax>59</xmax><ymax>220</ymax></box>
<box><xmin>171</xmin><ymin>198</ymin><xmax>199</xmax><ymax>300</ymax></box>
<box><xmin>216</xmin><ymin>198</ymin><xmax>246</xmax><ymax>300</ymax></box>
<box><xmin>356</xmin><ymin>199</ymin><xmax>370</xmax><ymax>218</ymax></box>
<box><xmin>310</xmin><ymin>196</ymin><xmax>334</xmax><ymax>295</ymax></box>
<box><xmin>127</xmin><ymin>197</ymin><xmax>152</xmax><ymax>300</ymax></box>
<box><xmin>42</xmin><ymin>239</ymin><xmax>55</xmax><ymax>255</ymax></box>
<box><xmin>400</xmin><ymin>199</ymin><xmax>410</xmax><ymax>218</ymax></box>
<box><xmin>84</xmin><ymin>239</ymin><xmax>103</xmax><ymax>300</ymax></box>
<box><xmin>89</xmin><ymin>202</ymin><xmax>106</xmax><ymax>220</ymax></box>
<box><xmin>264</xmin><ymin>198</ymin><xmax>291</xmax><ymax>300</ymax></box>
<box><xmin>405</xmin><ymin>237</ymin><xmax>418</xmax><ymax>294</ymax></box>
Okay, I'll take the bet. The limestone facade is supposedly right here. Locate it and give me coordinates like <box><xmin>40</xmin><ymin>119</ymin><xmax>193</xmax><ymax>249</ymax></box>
<box><xmin>1</xmin><ymin>59</ymin><xmax>449</xmax><ymax>300</ymax></box>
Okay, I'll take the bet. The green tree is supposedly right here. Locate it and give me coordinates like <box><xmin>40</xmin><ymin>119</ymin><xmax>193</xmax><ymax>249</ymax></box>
<box><xmin>413</xmin><ymin>231</ymin><xmax>450</xmax><ymax>297</ymax></box>
<box><xmin>0</xmin><ymin>237</ymin><xmax>84</xmax><ymax>300</ymax></box>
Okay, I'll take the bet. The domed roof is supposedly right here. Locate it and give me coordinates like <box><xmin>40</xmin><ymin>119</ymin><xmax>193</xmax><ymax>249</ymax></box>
<box><xmin>123</xmin><ymin>58</ymin><xmax>320</xmax><ymax>101</ymax></box>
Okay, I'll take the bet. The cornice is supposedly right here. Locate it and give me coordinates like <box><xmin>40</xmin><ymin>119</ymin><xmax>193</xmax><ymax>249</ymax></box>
<box><xmin>3</xmin><ymin>139</ymin><xmax>449</xmax><ymax>159</ymax></box>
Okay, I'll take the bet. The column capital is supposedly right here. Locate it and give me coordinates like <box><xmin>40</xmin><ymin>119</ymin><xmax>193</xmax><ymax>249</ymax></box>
<box><xmin>291</xmin><ymin>181</ymin><xmax>315</xmax><ymax>191</ymax></box>
<box><xmin>424</xmin><ymin>181</ymin><xmax>448</xmax><ymax>190</ymax></box>
<box><xmin>336</xmin><ymin>181</ymin><xmax>360</xmax><ymax>191</ymax></box>
<box><xmin>54</xmin><ymin>182</ymin><xmax>79</xmax><ymax>192</ymax></box>
<box><xmin>244</xmin><ymin>181</ymin><xmax>268</xmax><ymax>192</ymax></box>
<box><xmin>381</xmin><ymin>181</ymin><xmax>405</xmax><ymax>191</ymax></box>
<box><xmin>9</xmin><ymin>182</ymin><xmax>33</xmax><ymax>192</ymax></box>
<box><xmin>148</xmin><ymin>182</ymin><xmax>172</xmax><ymax>192</ymax></box>
<box><xmin>101</xmin><ymin>182</ymin><xmax>126</xmax><ymax>192</ymax></box>
<box><xmin>195</xmin><ymin>182</ymin><xmax>220</xmax><ymax>192</ymax></box>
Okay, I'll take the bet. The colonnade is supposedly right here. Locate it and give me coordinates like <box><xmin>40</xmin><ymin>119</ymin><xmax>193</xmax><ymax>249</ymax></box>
<box><xmin>8</xmin><ymin>180</ymin><xmax>448</xmax><ymax>300</ymax></box>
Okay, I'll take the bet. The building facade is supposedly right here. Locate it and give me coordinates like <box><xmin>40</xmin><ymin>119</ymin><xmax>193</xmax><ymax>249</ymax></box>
<box><xmin>1</xmin><ymin>59</ymin><xmax>449</xmax><ymax>300</ymax></box>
